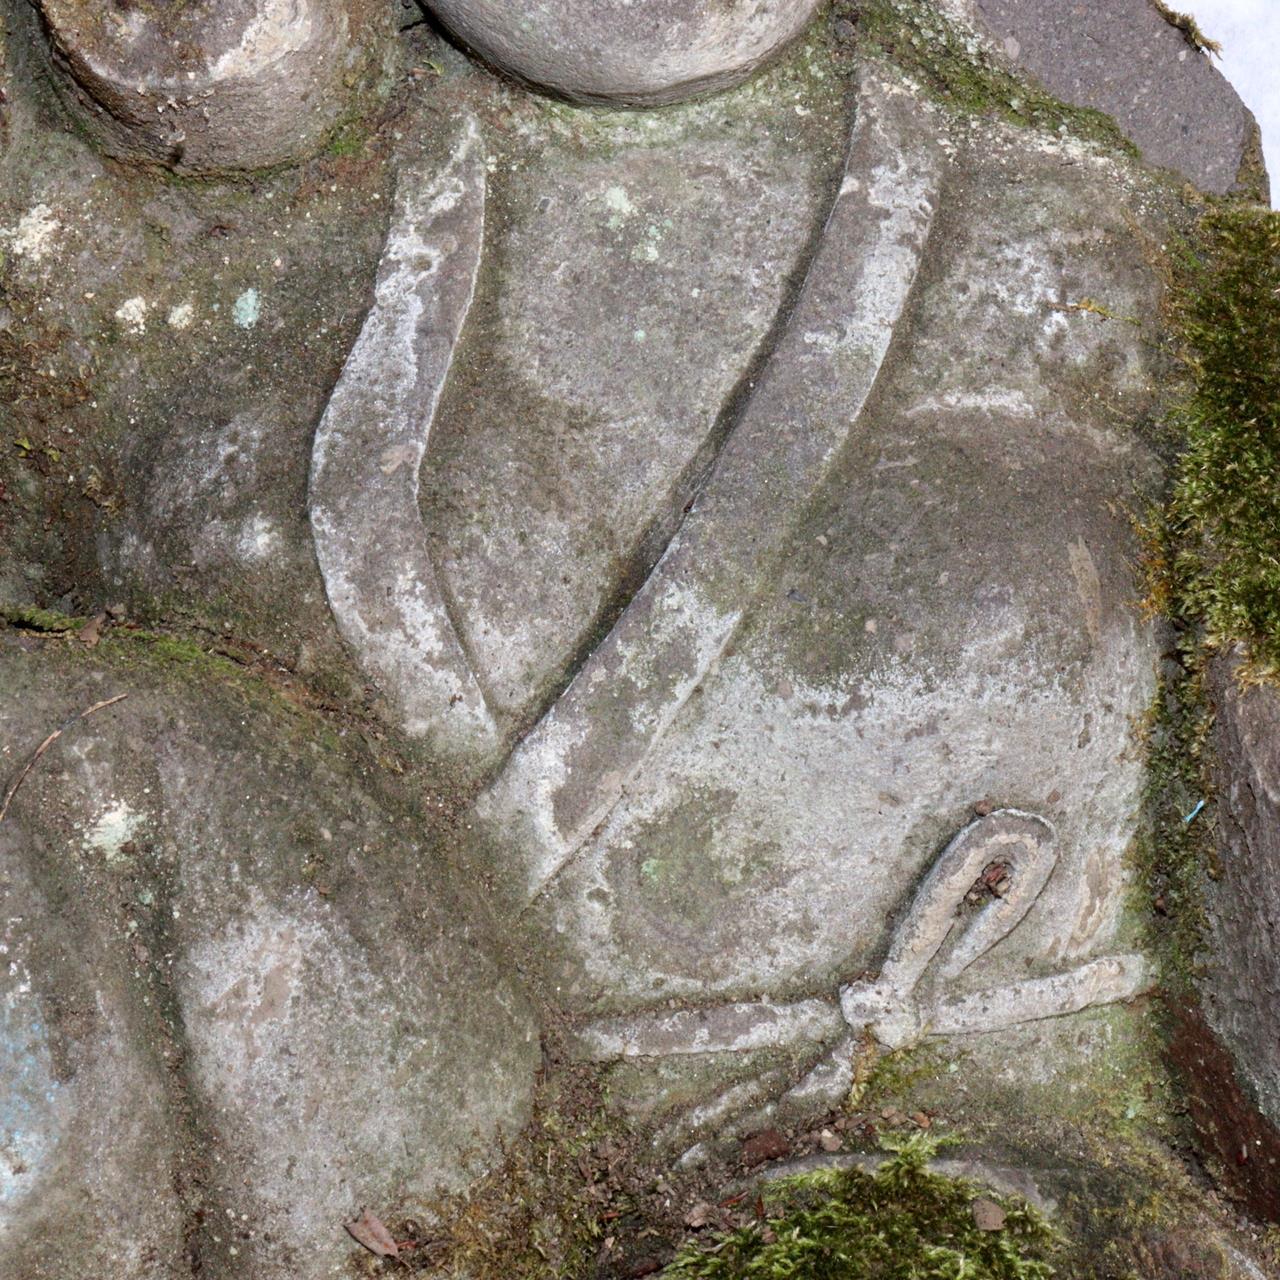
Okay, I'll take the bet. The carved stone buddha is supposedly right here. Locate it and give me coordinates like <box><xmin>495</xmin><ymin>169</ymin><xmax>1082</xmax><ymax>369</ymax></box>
<box><xmin>0</xmin><ymin>1</ymin><xmax>1271</xmax><ymax>1276</ymax></box>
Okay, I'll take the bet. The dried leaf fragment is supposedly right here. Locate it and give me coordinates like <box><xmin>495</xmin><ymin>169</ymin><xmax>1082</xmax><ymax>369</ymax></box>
<box><xmin>345</xmin><ymin>1208</ymin><xmax>399</xmax><ymax>1258</ymax></box>
<box><xmin>684</xmin><ymin>1201</ymin><xmax>718</xmax><ymax>1229</ymax></box>
<box><xmin>78</xmin><ymin>612</ymin><xmax>107</xmax><ymax>649</ymax></box>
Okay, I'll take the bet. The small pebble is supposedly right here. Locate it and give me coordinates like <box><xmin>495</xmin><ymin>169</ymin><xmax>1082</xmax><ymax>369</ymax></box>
<box><xmin>972</xmin><ymin>1198</ymin><xmax>1006</xmax><ymax>1232</ymax></box>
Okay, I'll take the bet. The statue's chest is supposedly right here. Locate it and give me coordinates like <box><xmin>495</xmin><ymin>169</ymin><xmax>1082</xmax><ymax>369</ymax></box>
<box><xmin>418</xmin><ymin>132</ymin><xmax>831</xmax><ymax>727</ymax></box>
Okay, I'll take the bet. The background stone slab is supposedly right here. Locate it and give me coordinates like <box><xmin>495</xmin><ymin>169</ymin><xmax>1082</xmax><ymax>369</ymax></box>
<box><xmin>969</xmin><ymin>0</ymin><xmax>1266</xmax><ymax>196</ymax></box>
<box><xmin>1203</xmin><ymin>653</ymin><xmax>1280</xmax><ymax>1130</ymax></box>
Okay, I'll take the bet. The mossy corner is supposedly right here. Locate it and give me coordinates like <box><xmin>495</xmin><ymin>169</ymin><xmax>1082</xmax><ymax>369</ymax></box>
<box><xmin>1150</xmin><ymin>204</ymin><xmax>1280</xmax><ymax>679</ymax></box>
<box><xmin>1130</xmin><ymin>197</ymin><xmax>1280</xmax><ymax>989</ymax></box>
<box><xmin>662</xmin><ymin>1133</ymin><xmax>1056</xmax><ymax>1280</ymax></box>
<box><xmin>1122</xmin><ymin>194</ymin><xmax>1280</xmax><ymax>1238</ymax></box>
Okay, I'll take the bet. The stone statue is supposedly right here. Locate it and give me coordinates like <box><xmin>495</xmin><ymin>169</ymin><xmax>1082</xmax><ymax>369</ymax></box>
<box><xmin>0</xmin><ymin>0</ymin><xmax>1273</xmax><ymax>1276</ymax></box>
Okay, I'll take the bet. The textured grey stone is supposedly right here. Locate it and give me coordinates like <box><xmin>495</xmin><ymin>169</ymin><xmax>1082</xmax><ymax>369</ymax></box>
<box><xmin>475</xmin><ymin>69</ymin><xmax>1168</xmax><ymax>1023</ymax></box>
<box><xmin>3</xmin><ymin>0</ymin><xmax>1263</xmax><ymax>1253</ymax></box>
<box><xmin>1202</xmin><ymin>652</ymin><xmax>1280</xmax><ymax>1127</ymax></box>
<box><xmin>312</xmin><ymin>42</ymin><xmax>848</xmax><ymax>768</ymax></box>
<box><xmin>304</xmin><ymin>49</ymin><xmax>1168</xmax><ymax>1119</ymax></box>
<box><xmin>311</xmin><ymin>114</ymin><xmax>496</xmax><ymax>763</ymax></box>
<box><xmin>423</xmin><ymin>0</ymin><xmax>821</xmax><ymax>104</ymax></box>
<box><xmin>568</xmin><ymin>810</ymin><xmax>1149</xmax><ymax>1071</ymax></box>
<box><xmin>476</xmin><ymin>63</ymin><xmax>948</xmax><ymax>901</ymax></box>
<box><xmin>0</xmin><ymin>831</ymin><xmax>189</xmax><ymax>1279</ymax></box>
<box><xmin>969</xmin><ymin>0</ymin><xmax>1266</xmax><ymax>196</ymax></box>
<box><xmin>31</xmin><ymin>0</ymin><xmax>394</xmax><ymax>172</ymax></box>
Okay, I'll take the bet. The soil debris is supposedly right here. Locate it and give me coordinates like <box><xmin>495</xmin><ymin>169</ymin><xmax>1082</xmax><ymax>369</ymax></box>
<box><xmin>972</xmin><ymin>1197</ymin><xmax>1007</xmax><ymax>1232</ymax></box>
<box><xmin>740</xmin><ymin>1129</ymin><xmax>791</xmax><ymax>1168</ymax></box>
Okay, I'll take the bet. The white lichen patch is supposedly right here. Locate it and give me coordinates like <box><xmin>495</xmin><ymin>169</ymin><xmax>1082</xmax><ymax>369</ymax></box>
<box><xmin>83</xmin><ymin>800</ymin><xmax>145</xmax><ymax>865</ymax></box>
<box><xmin>167</xmin><ymin>301</ymin><xmax>195</xmax><ymax>330</ymax></box>
<box><xmin>603</xmin><ymin>185</ymin><xmax>636</xmax><ymax>230</ymax></box>
<box><xmin>4</xmin><ymin>204</ymin><xmax>60</xmax><ymax>262</ymax></box>
<box><xmin>233</xmin><ymin>288</ymin><xmax>261</xmax><ymax>329</ymax></box>
<box><xmin>236</xmin><ymin>513</ymin><xmax>281</xmax><ymax>562</ymax></box>
<box><xmin>209</xmin><ymin>0</ymin><xmax>316</xmax><ymax>82</ymax></box>
<box><xmin>114</xmin><ymin>296</ymin><xmax>150</xmax><ymax>335</ymax></box>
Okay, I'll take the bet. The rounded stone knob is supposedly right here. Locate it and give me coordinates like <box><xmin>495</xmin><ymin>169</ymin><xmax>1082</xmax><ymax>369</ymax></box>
<box><xmin>423</xmin><ymin>0</ymin><xmax>823</xmax><ymax>105</ymax></box>
<box><xmin>32</xmin><ymin>0</ymin><xmax>395</xmax><ymax>173</ymax></box>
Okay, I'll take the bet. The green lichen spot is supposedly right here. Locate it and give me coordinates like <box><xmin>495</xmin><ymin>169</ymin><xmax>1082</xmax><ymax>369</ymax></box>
<box><xmin>0</xmin><ymin>604</ymin><xmax>85</xmax><ymax>633</ymax></box>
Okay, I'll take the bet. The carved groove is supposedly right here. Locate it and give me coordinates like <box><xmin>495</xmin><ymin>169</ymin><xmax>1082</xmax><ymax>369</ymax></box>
<box><xmin>569</xmin><ymin>811</ymin><xmax>1151</xmax><ymax>1074</ymax></box>
<box><xmin>480</xmin><ymin>65</ymin><xmax>956</xmax><ymax>906</ymax></box>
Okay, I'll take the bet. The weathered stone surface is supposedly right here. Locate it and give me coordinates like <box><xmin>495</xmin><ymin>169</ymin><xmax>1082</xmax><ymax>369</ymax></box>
<box><xmin>467</xmin><ymin>61</ymin><xmax>941</xmax><ymax>905</ymax></box>
<box><xmin>315</xmin><ymin>40</ymin><xmax>848</xmax><ymax>765</ymax></box>
<box><xmin>0</xmin><ymin>5</ymin><xmax>397</xmax><ymax>685</ymax></box>
<box><xmin>473</xmin><ymin>71</ymin><xmax>1167</xmax><ymax>1024</ymax></box>
<box><xmin>967</xmin><ymin>0</ymin><xmax>1266</xmax><ymax>196</ymax></box>
<box><xmin>31</xmin><ymin>0</ymin><xmax>395</xmax><ymax>172</ymax></box>
<box><xmin>1202</xmin><ymin>652</ymin><xmax>1280</xmax><ymax>1129</ymax></box>
<box><xmin>311</xmin><ymin>112</ymin><xmax>496</xmax><ymax>762</ymax></box>
<box><xmin>568</xmin><ymin>810</ymin><xmax>1149</xmax><ymax>1086</ymax></box>
<box><xmin>424</xmin><ymin>0</ymin><xmax>821</xmax><ymax>104</ymax></box>
<box><xmin>0</xmin><ymin>637</ymin><xmax>540</xmax><ymax>1279</ymax></box>
<box><xmin>1169</xmin><ymin>1001</ymin><xmax>1280</xmax><ymax>1225</ymax></box>
<box><xmin>5</xmin><ymin>0</ymin><xmax>1276</xmax><ymax>1265</ymax></box>
<box><xmin>303</xmin><ymin>43</ymin><xmax>1171</xmax><ymax>1143</ymax></box>
<box><xmin>0</xmin><ymin>831</ymin><xmax>189</xmax><ymax>1279</ymax></box>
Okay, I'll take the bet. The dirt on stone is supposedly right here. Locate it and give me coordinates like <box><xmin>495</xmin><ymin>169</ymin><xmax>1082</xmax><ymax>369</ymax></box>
<box><xmin>1166</xmin><ymin>998</ymin><xmax>1280</xmax><ymax>1222</ymax></box>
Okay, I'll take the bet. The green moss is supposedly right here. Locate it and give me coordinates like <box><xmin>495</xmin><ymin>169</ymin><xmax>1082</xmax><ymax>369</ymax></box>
<box><xmin>1125</xmin><ymin>202</ymin><xmax>1280</xmax><ymax>996</ymax></box>
<box><xmin>848</xmin><ymin>0</ymin><xmax>1137</xmax><ymax>155</ymax></box>
<box><xmin>112</xmin><ymin>629</ymin><xmax>244</xmax><ymax>683</ymax></box>
<box><xmin>1128</xmin><ymin>668</ymin><xmax>1215</xmax><ymax>990</ymax></box>
<box><xmin>0</xmin><ymin>604</ymin><xmax>85</xmax><ymax>633</ymax></box>
<box><xmin>856</xmin><ymin>1039</ymin><xmax>946</xmax><ymax>1111</ymax></box>
<box><xmin>1149</xmin><ymin>205</ymin><xmax>1280</xmax><ymax>677</ymax></box>
<box><xmin>662</xmin><ymin>1133</ymin><xmax>1057</xmax><ymax>1279</ymax></box>
<box><xmin>324</xmin><ymin>110</ymin><xmax>373</xmax><ymax>159</ymax></box>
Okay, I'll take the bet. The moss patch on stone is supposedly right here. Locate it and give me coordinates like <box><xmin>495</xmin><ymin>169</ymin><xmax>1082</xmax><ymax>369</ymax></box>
<box><xmin>1149</xmin><ymin>1</ymin><xmax>1223</xmax><ymax>57</ymax></box>
<box><xmin>1129</xmin><ymin>666</ymin><xmax>1215</xmax><ymax>989</ymax></box>
<box><xmin>1147</xmin><ymin>204</ymin><xmax>1280</xmax><ymax>678</ymax></box>
<box><xmin>848</xmin><ymin>0</ymin><xmax>1137</xmax><ymax>155</ymax></box>
<box><xmin>662</xmin><ymin>1133</ymin><xmax>1057</xmax><ymax>1279</ymax></box>
<box><xmin>1128</xmin><ymin>202</ymin><xmax>1280</xmax><ymax>979</ymax></box>
<box><xmin>0</xmin><ymin>602</ymin><xmax>86</xmax><ymax>633</ymax></box>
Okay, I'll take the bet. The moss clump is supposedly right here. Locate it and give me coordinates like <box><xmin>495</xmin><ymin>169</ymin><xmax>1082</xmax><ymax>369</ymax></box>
<box><xmin>0</xmin><ymin>603</ymin><xmax>85</xmax><ymax>633</ymax></box>
<box><xmin>1145</xmin><ymin>206</ymin><xmax>1280</xmax><ymax>677</ymax></box>
<box><xmin>848</xmin><ymin>0</ymin><xmax>1136</xmax><ymax>155</ymax></box>
<box><xmin>1129</xmin><ymin>666</ymin><xmax>1216</xmax><ymax>989</ymax></box>
<box><xmin>1150</xmin><ymin>1</ymin><xmax>1223</xmax><ymax>56</ymax></box>
<box><xmin>662</xmin><ymin>1134</ymin><xmax>1057</xmax><ymax>1279</ymax></box>
<box><xmin>852</xmin><ymin>1038</ymin><xmax>946</xmax><ymax>1111</ymax></box>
